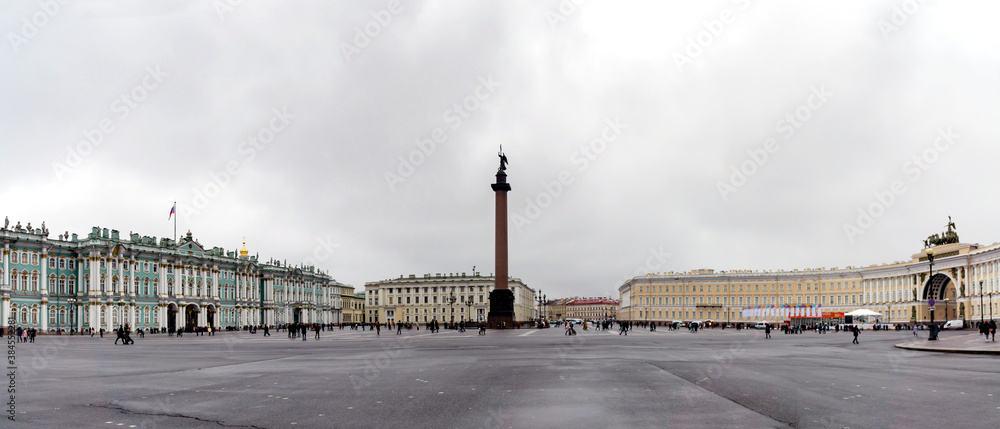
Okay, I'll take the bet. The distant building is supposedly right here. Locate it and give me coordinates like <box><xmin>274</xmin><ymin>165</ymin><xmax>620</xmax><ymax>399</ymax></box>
<box><xmin>541</xmin><ymin>298</ymin><xmax>571</xmax><ymax>321</ymax></box>
<box><xmin>565</xmin><ymin>297</ymin><xmax>618</xmax><ymax>321</ymax></box>
<box><xmin>340</xmin><ymin>286</ymin><xmax>364</xmax><ymax>323</ymax></box>
<box><xmin>364</xmin><ymin>272</ymin><xmax>536</xmax><ymax>324</ymax></box>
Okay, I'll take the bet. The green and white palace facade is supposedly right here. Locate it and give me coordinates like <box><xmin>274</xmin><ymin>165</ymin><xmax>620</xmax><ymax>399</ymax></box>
<box><xmin>0</xmin><ymin>221</ymin><xmax>349</xmax><ymax>333</ymax></box>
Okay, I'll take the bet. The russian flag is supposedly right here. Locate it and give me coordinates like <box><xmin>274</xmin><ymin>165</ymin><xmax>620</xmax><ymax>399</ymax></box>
<box><xmin>168</xmin><ymin>203</ymin><xmax>176</xmax><ymax>220</ymax></box>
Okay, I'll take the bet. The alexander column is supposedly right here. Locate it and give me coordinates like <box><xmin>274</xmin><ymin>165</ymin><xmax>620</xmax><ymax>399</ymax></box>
<box><xmin>488</xmin><ymin>146</ymin><xmax>515</xmax><ymax>328</ymax></box>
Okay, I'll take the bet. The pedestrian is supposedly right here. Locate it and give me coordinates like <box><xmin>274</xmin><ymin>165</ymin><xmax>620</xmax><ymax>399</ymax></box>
<box><xmin>397</xmin><ymin>323</ymin><xmax>403</xmax><ymax>335</ymax></box>
<box><xmin>990</xmin><ymin>319</ymin><xmax>997</xmax><ymax>342</ymax></box>
<box><xmin>375</xmin><ymin>322</ymin><xmax>381</xmax><ymax>336</ymax></box>
<box><xmin>852</xmin><ymin>326</ymin><xmax>859</xmax><ymax>344</ymax></box>
<box><xmin>115</xmin><ymin>326</ymin><xmax>125</xmax><ymax>345</ymax></box>
<box><xmin>765</xmin><ymin>324</ymin><xmax>771</xmax><ymax>339</ymax></box>
<box><xmin>912</xmin><ymin>324</ymin><xmax>918</xmax><ymax>337</ymax></box>
<box><xmin>264</xmin><ymin>325</ymin><xmax>271</xmax><ymax>337</ymax></box>
<box><xmin>315</xmin><ymin>324</ymin><xmax>320</xmax><ymax>340</ymax></box>
<box><xmin>99</xmin><ymin>327</ymin><xmax>104</xmax><ymax>339</ymax></box>
<box><xmin>478</xmin><ymin>321</ymin><xmax>486</xmax><ymax>335</ymax></box>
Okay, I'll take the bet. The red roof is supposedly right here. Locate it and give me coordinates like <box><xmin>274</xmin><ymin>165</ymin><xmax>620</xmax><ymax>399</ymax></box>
<box><xmin>566</xmin><ymin>298</ymin><xmax>618</xmax><ymax>306</ymax></box>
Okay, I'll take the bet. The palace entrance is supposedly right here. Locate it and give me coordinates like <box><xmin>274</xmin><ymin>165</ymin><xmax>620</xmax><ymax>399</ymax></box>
<box><xmin>206</xmin><ymin>305</ymin><xmax>215</xmax><ymax>329</ymax></box>
<box><xmin>293</xmin><ymin>308</ymin><xmax>302</xmax><ymax>324</ymax></box>
<box><xmin>167</xmin><ymin>304</ymin><xmax>178</xmax><ymax>333</ymax></box>
<box><xmin>185</xmin><ymin>304</ymin><xmax>199</xmax><ymax>332</ymax></box>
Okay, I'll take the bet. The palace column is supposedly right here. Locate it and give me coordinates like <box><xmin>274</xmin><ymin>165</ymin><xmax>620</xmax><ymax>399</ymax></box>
<box><xmin>487</xmin><ymin>156</ymin><xmax>515</xmax><ymax>328</ymax></box>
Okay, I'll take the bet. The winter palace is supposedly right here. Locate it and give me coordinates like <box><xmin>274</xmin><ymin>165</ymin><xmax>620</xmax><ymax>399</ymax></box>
<box><xmin>0</xmin><ymin>220</ymin><xmax>351</xmax><ymax>333</ymax></box>
<box><xmin>619</xmin><ymin>221</ymin><xmax>1000</xmax><ymax>326</ymax></box>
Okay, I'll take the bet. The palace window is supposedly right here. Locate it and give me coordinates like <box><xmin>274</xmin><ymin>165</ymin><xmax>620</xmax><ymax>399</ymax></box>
<box><xmin>49</xmin><ymin>308</ymin><xmax>56</xmax><ymax>325</ymax></box>
<box><xmin>31</xmin><ymin>254</ymin><xmax>38</xmax><ymax>265</ymax></box>
<box><xmin>10</xmin><ymin>252</ymin><xmax>17</xmax><ymax>264</ymax></box>
<box><xmin>48</xmin><ymin>257</ymin><xmax>55</xmax><ymax>269</ymax></box>
<box><xmin>30</xmin><ymin>274</ymin><xmax>38</xmax><ymax>292</ymax></box>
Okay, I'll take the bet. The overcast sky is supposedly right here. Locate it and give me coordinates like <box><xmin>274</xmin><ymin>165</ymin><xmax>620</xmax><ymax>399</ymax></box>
<box><xmin>2</xmin><ymin>1</ymin><xmax>999</xmax><ymax>298</ymax></box>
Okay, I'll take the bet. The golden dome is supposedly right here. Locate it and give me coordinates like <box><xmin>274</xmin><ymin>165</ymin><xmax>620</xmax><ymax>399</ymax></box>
<box><xmin>240</xmin><ymin>237</ymin><xmax>249</xmax><ymax>257</ymax></box>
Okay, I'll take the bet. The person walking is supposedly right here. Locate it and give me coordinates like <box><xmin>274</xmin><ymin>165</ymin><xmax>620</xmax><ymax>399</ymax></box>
<box><xmin>478</xmin><ymin>321</ymin><xmax>486</xmax><ymax>335</ymax></box>
<box><xmin>912</xmin><ymin>324</ymin><xmax>918</xmax><ymax>337</ymax></box>
<box><xmin>989</xmin><ymin>319</ymin><xmax>997</xmax><ymax>342</ymax></box>
<box><xmin>375</xmin><ymin>322</ymin><xmax>381</xmax><ymax>336</ymax></box>
<box><xmin>852</xmin><ymin>326</ymin><xmax>860</xmax><ymax>344</ymax></box>
<box><xmin>765</xmin><ymin>324</ymin><xmax>771</xmax><ymax>339</ymax></box>
<box><xmin>314</xmin><ymin>324</ymin><xmax>320</xmax><ymax>340</ymax></box>
<box><xmin>263</xmin><ymin>325</ymin><xmax>270</xmax><ymax>337</ymax></box>
<box><xmin>115</xmin><ymin>326</ymin><xmax>125</xmax><ymax>345</ymax></box>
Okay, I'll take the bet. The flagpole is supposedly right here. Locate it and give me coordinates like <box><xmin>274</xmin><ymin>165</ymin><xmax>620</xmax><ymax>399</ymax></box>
<box><xmin>173</xmin><ymin>201</ymin><xmax>177</xmax><ymax>244</ymax></box>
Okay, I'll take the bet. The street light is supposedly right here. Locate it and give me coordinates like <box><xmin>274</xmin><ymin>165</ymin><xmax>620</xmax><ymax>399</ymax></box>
<box><xmin>448</xmin><ymin>292</ymin><xmax>456</xmax><ymax>326</ymax></box>
<box><xmin>926</xmin><ymin>248</ymin><xmax>937</xmax><ymax>341</ymax></box>
<box><xmin>465</xmin><ymin>296</ymin><xmax>474</xmax><ymax>327</ymax></box>
<box><xmin>981</xmin><ymin>281</ymin><xmax>985</xmax><ymax>326</ymax></box>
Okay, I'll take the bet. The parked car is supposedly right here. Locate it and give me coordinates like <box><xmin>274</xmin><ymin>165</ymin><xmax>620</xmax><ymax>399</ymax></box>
<box><xmin>942</xmin><ymin>320</ymin><xmax>965</xmax><ymax>330</ymax></box>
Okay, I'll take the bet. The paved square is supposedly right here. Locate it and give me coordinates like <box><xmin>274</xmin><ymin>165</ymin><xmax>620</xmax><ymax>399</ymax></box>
<box><xmin>7</xmin><ymin>327</ymin><xmax>1000</xmax><ymax>428</ymax></box>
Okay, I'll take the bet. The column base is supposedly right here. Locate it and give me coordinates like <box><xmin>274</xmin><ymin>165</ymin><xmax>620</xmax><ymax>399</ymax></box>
<box><xmin>487</xmin><ymin>289</ymin><xmax>515</xmax><ymax>328</ymax></box>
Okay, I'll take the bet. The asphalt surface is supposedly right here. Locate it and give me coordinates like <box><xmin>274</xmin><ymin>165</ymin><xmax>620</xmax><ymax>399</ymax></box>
<box><xmin>6</xmin><ymin>326</ymin><xmax>999</xmax><ymax>428</ymax></box>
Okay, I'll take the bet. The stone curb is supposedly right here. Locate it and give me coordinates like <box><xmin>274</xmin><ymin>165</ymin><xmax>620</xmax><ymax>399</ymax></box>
<box><xmin>894</xmin><ymin>342</ymin><xmax>1000</xmax><ymax>355</ymax></box>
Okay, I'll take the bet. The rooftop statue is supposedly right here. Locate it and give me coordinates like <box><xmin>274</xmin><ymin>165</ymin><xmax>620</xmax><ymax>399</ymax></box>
<box><xmin>498</xmin><ymin>145</ymin><xmax>508</xmax><ymax>171</ymax></box>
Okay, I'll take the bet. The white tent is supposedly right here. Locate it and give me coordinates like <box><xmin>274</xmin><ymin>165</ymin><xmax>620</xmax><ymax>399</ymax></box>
<box><xmin>845</xmin><ymin>309</ymin><xmax>882</xmax><ymax>317</ymax></box>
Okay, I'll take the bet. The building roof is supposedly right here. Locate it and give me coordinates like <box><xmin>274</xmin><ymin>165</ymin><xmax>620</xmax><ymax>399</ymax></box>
<box><xmin>566</xmin><ymin>298</ymin><xmax>618</xmax><ymax>306</ymax></box>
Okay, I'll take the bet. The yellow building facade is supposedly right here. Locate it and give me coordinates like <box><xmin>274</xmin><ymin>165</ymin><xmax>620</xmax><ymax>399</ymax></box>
<box><xmin>619</xmin><ymin>239</ymin><xmax>1000</xmax><ymax>326</ymax></box>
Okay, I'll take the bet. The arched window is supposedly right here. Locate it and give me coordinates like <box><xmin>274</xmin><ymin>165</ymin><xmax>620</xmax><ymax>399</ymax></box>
<box><xmin>59</xmin><ymin>308</ymin><xmax>66</xmax><ymax>325</ymax></box>
<box><xmin>100</xmin><ymin>275</ymin><xmax>106</xmax><ymax>293</ymax></box>
<box><xmin>49</xmin><ymin>276</ymin><xmax>56</xmax><ymax>293</ymax></box>
<box><xmin>49</xmin><ymin>307</ymin><xmax>56</xmax><ymax>325</ymax></box>
<box><xmin>9</xmin><ymin>269</ymin><xmax>17</xmax><ymax>290</ymax></box>
<box><xmin>112</xmin><ymin>307</ymin><xmax>118</xmax><ymax>326</ymax></box>
<box><xmin>143</xmin><ymin>279</ymin><xmax>150</xmax><ymax>296</ymax></box>
<box><xmin>59</xmin><ymin>277</ymin><xmax>67</xmax><ymax>295</ymax></box>
<box><xmin>20</xmin><ymin>307</ymin><xmax>28</xmax><ymax>324</ymax></box>
<box><xmin>30</xmin><ymin>273</ymin><xmax>38</xmax><ymax>292</ymax></box>
<box><xmin>100</xmin><ymin>307</ymin><xmax>106</xmax><ymax>325</ymax></box>
<box><xmin>112</xmin><ymin>277</ymin><xmax>119</xmax><ymax>294</ymax></box>
<box><xmin>134</xmin><ymin>277</ymin><xmax>140</xmax><ymax>295</ymax></box>
<box><xmin>31</xmin><ymin>307</ymin><xmax>38</xmax><ymax>325</ymax></box>
<box><xmin>153</xmin><ymin>279</ymin><xmax>159</xmax><ymax>295</ymax></box>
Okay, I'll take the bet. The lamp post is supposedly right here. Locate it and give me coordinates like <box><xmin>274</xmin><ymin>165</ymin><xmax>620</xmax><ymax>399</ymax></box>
<box><xmin>465</xmin><ymin>296</ymin><xmax>474</xmax><ymax>327</ymax></box>
<box><xmin>448</xmin><ymin>292</ymin><xmax>456</xmax><ymax>326</ymax></box>
<box><xmin>981</xmin><ymin>281</ymin><xmax>985</xmax><ymax>326</ymax></box>
<box><xmin>926</xmin><ymin>248</ymin><xmax>937</xmax><ymax>340</ymax></box>
<box><xmin>535</xmin><ymin>290</ymin><xmax>543</xmax><ymax>323</ymax></box>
